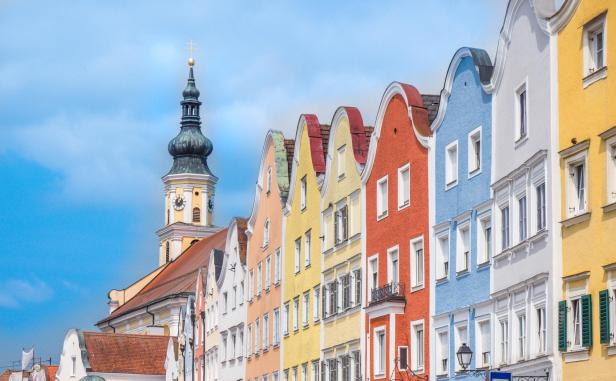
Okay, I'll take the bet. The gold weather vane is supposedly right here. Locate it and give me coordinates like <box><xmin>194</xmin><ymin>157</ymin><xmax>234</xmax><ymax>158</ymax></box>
<box><xmin>187</xmin><ymin>40</ymin><xmax>196</xmax><ymax>66</ymax></box>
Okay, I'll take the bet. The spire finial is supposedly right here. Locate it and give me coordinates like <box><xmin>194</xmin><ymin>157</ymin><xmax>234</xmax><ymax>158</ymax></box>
<box><xmin>187</xmin><ymin>40</ymin><xmax>196</xmax><ymax>67</ymax></box>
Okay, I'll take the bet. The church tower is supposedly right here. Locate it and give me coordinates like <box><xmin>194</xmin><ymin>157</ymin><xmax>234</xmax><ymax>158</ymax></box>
<box><xmin>156</xmin><ymin>58</ymin><xmax>220</xmax><ymax>265</ymax></box>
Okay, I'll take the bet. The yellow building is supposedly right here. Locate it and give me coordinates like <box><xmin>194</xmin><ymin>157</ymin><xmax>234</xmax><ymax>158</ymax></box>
<box><xmin>553</xmin><ymin>1</ymin><xmax>616</xmax><ymax>379</ymax></box>
<box><xmin>282</xmin><ymin>114</ymin><xmax>328</xmax><ymax>381</ymax></box>
<box><xmin>319</xmin><ymin>107</ymin><xmax>370</xmax><ymax>379</ymax></box>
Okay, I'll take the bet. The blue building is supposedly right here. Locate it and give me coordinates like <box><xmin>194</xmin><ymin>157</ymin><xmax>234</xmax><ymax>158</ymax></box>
<box><xmin>430</xmin><ymin>47</ymin><xmax>493</xmax><ymax>379</ymax></box>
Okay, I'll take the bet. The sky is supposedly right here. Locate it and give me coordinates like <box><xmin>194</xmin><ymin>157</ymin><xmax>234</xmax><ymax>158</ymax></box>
<box><xmin>0</xmin><ymin>0</ymin><xmax>508</xmax><ymax>365</ymax></box>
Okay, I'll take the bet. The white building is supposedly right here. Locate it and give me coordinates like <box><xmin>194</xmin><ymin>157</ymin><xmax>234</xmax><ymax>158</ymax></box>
<box><xmin>56</xmin><ymin>329</ymin><xmax>174</xmax><ymax>381</ymax></box>
<box><xmin>488</xmin><ymin>0</ymin><xmax>561</xmax><ymax>379</ymax></box>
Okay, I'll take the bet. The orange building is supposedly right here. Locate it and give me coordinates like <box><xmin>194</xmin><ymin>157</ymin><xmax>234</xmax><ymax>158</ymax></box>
<box><xmin>245</xmin><ymin>130</ymin><xmax>294</xmax><ymax>380</ymax></box>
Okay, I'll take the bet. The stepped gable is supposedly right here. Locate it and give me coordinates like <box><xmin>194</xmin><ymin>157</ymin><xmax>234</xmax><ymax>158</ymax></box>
<box><xmin>97</xmin><ymin>228</ymin><xmax>228</xmax><ymax>325</ymax></box>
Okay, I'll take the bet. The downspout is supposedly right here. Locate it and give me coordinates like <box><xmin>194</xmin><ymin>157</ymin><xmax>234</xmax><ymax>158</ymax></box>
<box><xmin>108</xmin><ymin>321</ymin><xmax>116</xmax><ymax>333</ymax></box>
<box><xmin>146</xmin><ymin>305</ymin><xmax>156</xmax><ymax>326</ymax></box>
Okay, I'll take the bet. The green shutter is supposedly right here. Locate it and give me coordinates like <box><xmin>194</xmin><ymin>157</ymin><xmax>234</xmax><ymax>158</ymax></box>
<box><xmin>581</xmin><ymin>294</ymin><xmax>593</xmax><ymax>347</ymax></box>
<box><xmin>599</xmin><ymin>290</ymin><xmax>611</xmax><ymax>344</ymax></box>
<box><xmin>558</xmin><ymin>300</ymin><xmax>567</xmax><ymax>352</ymax></box>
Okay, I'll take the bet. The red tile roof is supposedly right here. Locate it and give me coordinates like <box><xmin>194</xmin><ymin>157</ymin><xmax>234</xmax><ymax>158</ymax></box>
<box><xmin>0</xmin><ymin>370</ymin><xmax>11</xmax><ymax>381</ymax></box>
<box><xmin>98</xmin><ymin>228</ymin><xmax>228</xmax><ymax>325</ymax></box>
<box><xmin>46</xmin><ymin>365</ymin><xmax>58</xmax><ymax>381</ymax></box>
<box><xmin>82</xmin><ymin>332</ymin><xmax>174</xmax><ymax>375</ymax></box>
<box><xmin>234</xmin><ymin>218</ymin><xmax>248</xmax><ymax>265</ymax></box>
<box><xmin>303</xmin><ymin>114</ymin><xmax>327</xmax><ymax>174</ymax></box>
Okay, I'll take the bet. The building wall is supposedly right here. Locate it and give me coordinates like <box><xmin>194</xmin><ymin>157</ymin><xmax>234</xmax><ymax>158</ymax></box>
<box><xmin>245</xmin><ymin>132</ymin><xmax>285</xmax><ymax>380</ymax></box>
<box><xmin>282</xmin><ymin>118</ymin><xmax>324</xmax><ymax>380</ymax></box>
<box><xmin>204</xmin><ymin>256</ymin><xmax>220</xmax><ymax>381</ymax></box>
<box><xmin>557</xmin><ymin>1</ymin><xmax>616</xmax><ymax>379</ymax></box>
<box><xmin>364</xmin><ymin>87</ymin><xmax>430</xmax><ymax>381</ymax></box>
<box><xmin>432</xmin><ymin>50</ymin><xmax>493</xmax><ymax>379</ymax></box>
<box><xmin>320</xmin><ymin>108</ymin><xmax>365</xmax><ymax>375</ymax></box>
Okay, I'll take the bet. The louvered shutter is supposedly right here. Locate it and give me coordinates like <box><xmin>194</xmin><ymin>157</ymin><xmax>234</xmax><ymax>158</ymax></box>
<box><xmin>322</xmin><ymin>285</ymin><xmax>327</xmax><ymax>319</ymax></box>
<box><xmin>581</xmin><ymin>294</ymin><xmax>593</xmax><ymax>347</ymax></box>
<box><xmin>599</xmin><ymin>290</ymin><xmax>611</xmax><ymax>344</ymax></box>
<box><xmin>321</xmin><ymin>361</ymin><xmax>326</xmax><ymax>381</ymax></box>
<box><xmin>558</xmin><ymin>300</ymin><xmax>567</xmax><ymax>352</ymax></box>
<box><xmin>332</xmin><ymin>281</ymin><xmax>338</xmax><ymax>315</ymax></box>
<box><xmin>342</xmin><ymin>274</ymin><xmax>350</xmax><ymax>309</ymax></box>
<box><xmin>342</xmin><ymin>206</ymin><xmax>348</xmax><ymax>241</ymax></box>
<box><xmin>354</xmin><ymin>270</ymin><xmax>361</xmax><ymax>305</ymax></box>
<box><xmin>334</xmin><ymin>209</ymin><xmax>339</xmax><ymax>245</ymax></box>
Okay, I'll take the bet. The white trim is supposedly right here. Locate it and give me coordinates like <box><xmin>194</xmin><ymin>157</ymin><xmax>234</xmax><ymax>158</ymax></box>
<box><xmin>445</xmin><ymin>140</ymin><xmax>459</xmax><ymax>190</ymax></box>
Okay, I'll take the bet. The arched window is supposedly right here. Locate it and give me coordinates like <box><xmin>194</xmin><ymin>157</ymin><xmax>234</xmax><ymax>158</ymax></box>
<box><xmin>193</xmin><ymin>207</ymin><xmax>201</xmax><ymax>223</ymax></box>
<box><xmin>165</xmin><ymin>242</ymin><xmax>170</xmax><ymax>263</ymax></box>
<box><xmin>263</xmin><ymin>219</ymin><xmax>270</xmax><ymax>247</ymax></box>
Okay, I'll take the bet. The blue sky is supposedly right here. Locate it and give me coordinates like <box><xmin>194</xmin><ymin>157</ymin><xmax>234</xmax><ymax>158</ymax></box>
<box><xmin>0</xmin><ymin>0</ymin><xmax>507</xmax><ymax>364</ymax></box>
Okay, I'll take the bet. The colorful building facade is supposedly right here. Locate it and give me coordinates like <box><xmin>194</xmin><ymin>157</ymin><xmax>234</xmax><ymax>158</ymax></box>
<box><xmin>430</xmin><ymin>47</ymin><xmax>493</xmax><ymax>379</ymax></box>
<box><xmin>553</xmin><ymin>0</ymin><xmax>616</xmax><ymax>379</ymax></box>
<box><xmin>282</xmin><ymin>115</ymin><xmax>328</xmax><ymax>381</ymax></box>
<box><xmin>362</xmin><ymin>83</ymin><xmax>436</xmax><ymax>381</ymax></box>
<box><xmin>245</xmin><ymin>130</ymin><xmax>292</xmax><ymax>381</ymax></box>
<box><xmin>319</xmin><ymin>107</ymin><xmax>371</xmax><ymax>381</ymax></box>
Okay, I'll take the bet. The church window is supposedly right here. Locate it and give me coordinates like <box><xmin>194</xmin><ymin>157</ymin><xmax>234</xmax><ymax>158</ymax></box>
<box><xmin>165</xmin><ymin>242</ymin><xmax>170</xmax><ymax>263</ymax></box>
<box><xmin>193</xmin><ymin>207</ymin><xmax>201</xmax><ymax>223</ymax></box>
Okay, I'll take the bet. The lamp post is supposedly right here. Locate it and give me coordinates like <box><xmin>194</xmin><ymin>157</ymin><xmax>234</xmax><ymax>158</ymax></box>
<box><xmin>455</xmin><ymin>343</ymin><xmax>488</xmax><ymax>380</ymax></box>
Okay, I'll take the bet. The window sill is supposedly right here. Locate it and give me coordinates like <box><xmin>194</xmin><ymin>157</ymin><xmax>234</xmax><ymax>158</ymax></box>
<box><xmin>561</xmin><ymin>211</ymin><xmax>591</xmax><ymax>228</ymax></box>
<box><xmin>398</xmin><ymin>201</ymin><xmax>410</xmax><ymax>211</ymax></box>
<box><xmin>377</xmin><ymin>212</ymin><xmax>389</xmax><ymax>221</ymax></box>
<box><xmin>445</xmin><ymin>180</ymin><xmax>458</xmax><ymax>191</ymax></box>
<box><xmin>603</xmin><ymin>202</ymin><xmax>616</xmax><ymax>214</ymax></box>
<box><xmin>261</xmin><ymin>244</ymin><xmax>269</xmax><ymax>251</ymax></box>
<box><xmin>411</xmin><ymin>283</ymin><xmax>425</xmax><ymax>293</ymax></box>
<box><xmin>436</xmin><ymin>276</ymin><xmax>449</xmax><ymax>285</ymax></box>
<box><xmin>304</xmin><ymin>263</ymin><xmax>311</xmax><ymax>270</ymax></box>
<box><xmin>468</xmin><ymin>167</ymin><xmax>481</xmax><ymax>179</ymax></box>
<box><xmin>563</xmin><ymin>347</ymin><xmax>590</xmax><ymax>363</ymax></box>
<box><xmin>477</xmin><ymin>260</ymin><xmax>491</xmax><ymax>270</ymax></box>
<box><xmin>607</xmin><ymin>344</ymin><xmax>616</xmax><ymax>356</ymax></box>
<box><xmin>337</xmin><ymin>174</ymin><xmax>346</xmax><ymax>181</ymax></box>
<box><xmin>456</xmin><ymin>269</ymin><xmax>470</xmax><ymax>279</ymax></box>
<box><xmin>583</xmin><ymin>66</ymin><xmax>607</xmax><ymax>88</ymax></box>
<box><xmin>514</xmin><ymin>134</ymin><xmax>529</xmax><ymax>149</ymax></box>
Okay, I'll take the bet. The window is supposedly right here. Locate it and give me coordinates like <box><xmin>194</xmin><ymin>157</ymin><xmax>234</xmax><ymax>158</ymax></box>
<box><xmin>313</xmin><ymin>287</ymin><xmax>320</xmax><ymax>322</ymax></box>
<box><xmin>274</xmin><ymin>249</ymin><xmax>281</xmax><ymax>284</ymax></box>
<box><xmin>437</xmin><ymin>330</ymin><xmax>449</xmax><ymax>375</ymax></box>
<box><xmin>294</xmin><ymin>238</ymin><xmax>301</xmax><ymax>273</ymax></box>
<box><xmin>302</xmin><ymin>364</ymin><xmax>308</xmax><ymax>381</ymax></box>
<box><xmin>468</xmin><ymin>128</ymin><xmax>481</xmax><ymax>174</ymax></box>
<box><xmin>232</xmin><ymin>286</ymin><xmax>237</xmax><ymax>309</ymax></box>
<box><xmin>302</xmin><ymin>292</ymin><xmax>309</xmax><ymax>327</ymax></box>
<box><xmin>352</xmin><ymin>351</ymin><xmax>361</xmax><ymax>381</ymax></box>
<box><xmin>273</xmin><ymin>372</ymin><xmax>279</xmax><ymax>381</ymax></box>
<box><xmin>353</xmin><ymin>269</ymin><xmax>361</xmax><ymax>306</ymax></box>
<box><xmin>501</xmin><ymin>206</ymin><xmax>510</xmax><ymax>250</ymax></box>
<box><xmin>388</xmin><ymin>247</ymin><xmax>399</xmax><ymax>283</ymax></box>
<box><xmin>283</xmin><ymin>302</ymin><xmax>289</xmax><ymax>336</ymax></box>
<box><xmin>398</xmin><ymin>346</ymin><xmax>408</xmax><ymax>370</ymax></box>
<box><xmin>335</xmin><ymin>205</ymin><xmax>348</xmax><ymax>244</ymax></box>
<box><xmin>255</xmin><ymin>318</ymin><xmax>260</xmax><ymax>353</ymax></box>
<box><xmin>516</xmin><ymin>85</ymin><xmax>528</xmax><ymax>140</ymax></box>
<box><xmin>606</xmin><ymin>141</ymin><xmax>616</xmax><ymax>205</ymax></box>
<box><xmin>304</xmin><ymin>231</ymin><xmax>311</xmax><ymax>266</ymax></box>
<box><xmin>340</xmin><ymin>274</ymin><xmax>350</xmax><ymax>309</ymax></box>
<box><xmin>273</xmin><ymin>308</ymin><xmax>280</xmax><ymax>345</ymax></box>
<box><xmin>311</xmin><ymin>362</ymin><xmax>319</xmax><ymax>381</ymax></box>
<box><xmin>499</xmin><ymin>319</ymin><xmax>509</xmax><ymax>365</ymax></box>
<box><xmin>221</xmin><ymin>336</ymin><xmax>227</xmax><ymax>361</ymax></box>
<box><xmin>284</xmin><ymin>369</ymin><xmax>289</xmax><ymax>381</ymax></box>
<box><xmin>263</xmin><ymin>375</ymin><xmax>269</xmax><ymax>381</ymax></box>
<box><xmin>398</xmin><ymin>164</ymin><xmax>410</xmax><ymax>208</ymax></box>
<box><xmin>341</xmin><ymin>355</ymin><xmax>350</xmax><ymax>381</ymax></box>
<box><xmin>374</xmin><ymin>328</ymin><xmax>386</xmax><ymax>377</ymax></box>
<box><xmin>445</xmin><ymin>141</ymin><xmax>458</xmax><ymax>186</ymax></box>
<box><xmin>455</xmin><ymin>324</ymin><xmax>468</xmax><ymax>371</ymax></box>
<box><xmin>263</xmin><ymin>313</ymin><xmax>269</xmax><ymax>350</ymax></box>
<box><xmin>337</xmin><ymin>145</ymin><xmax>346</xmax><ymax>178</ymax></box>
<box><xmin>570</xmin><ymin>161</ymin><xmax>587</xmax><ymax>215</ymax></box>
<box><xmin>293</xmin><ymin>297</ymin><xmax>299</xmax><ymax>331</ymax></box>
<box><xmin>327</xmin><ymin>359</ymin><xmax>337</xmax><ymax>381</ymax></box>
<box><xmin>249</xmin><ymin>270</ymin><xmax>254</xmax><ymax>301</ymax></box>
<box><xmin>477</xmin><ymin>320</ymin><xmax>491</xmax><ymax>368</ymax></box>
<box><xmin>257</xmin><ymin>263</ymin><xmax>262</xmax><ymax>296</ymax></box>
<box><xmin>376</xmin><ymin>176</ymin><xmax>388</xmax><ymax>218</ymax></box>
<box><xmin>411</xmin><ymin>238</ymin><xmax>424</xmax><ymax>288</ymax></box>
<box><xmin>71</xmin><ymin>356</ymin><xmax>76</xmax><ymax>377</ymax></box>
<box><xmin>571</xmin><ymin>298</ymin><xmax>583</xmax><ymax>348</ymax></box>
<box><xmin>584</xmin><ymin>14</ymin><xmax>607</xmax><ymax>77</ymax></box>
<box><xmin>369</xmin><ymin>257</ymin><xmax>378</xmax><ymax>298</ymax></box>
<box><xmin>536</xmin><ymin>183</ymin><xmax>546</xmax><ymax>230</ymax></box>
<box><xmin>263</xmin><ymin>219</ymin><xmax>270</xmax><ymax>247</ymax></box>
<box><xmin>327</xmin><ymin>281</ymin><xmax>338</xmax><ymax>317</ymax></box>
<box><xmin>536</xmin><ymin>307</ymin><xmax>546</xmax><ymax>354</ymax></box>
<box><xmin>517</xmin><ymin>314</ymin><xmax>527</xmax><ymax>360</ymax></box>
<box><xmin>300</xmin><ymin>176</ymin><xmax>307</xmax><ymax>210</ymax></box>
<box><xmin>412</xmin><ymin>322</ymin><xmax>424</xmax><ymax>372</ymax></box>
<box><xmin>292</xmin><ymin>367</ymin><xmax>298</xmax><ymax>381</ymax></box>
<box><xmin>437</xmin><ymin>234</ymin><xmax>449</xmax><ymax>280</ymax></box>
<box><xmin>240</xmin><ymin>281</ymin><xmax>244</xmax><ymax>304</ymax></box>
<box><xmin>266</xmin><ymin>166</ymin><xmax>272</xmax><ymax>193</ymax></box>
<box><xmin>478</xmin><ymin>218</ymin><xmax>491</xmax><ymax>264</ymax></box>
<box><xmin>518</xmin><ymin>196</ymin><xmax>527</xmax><ymax>241</ymax></box>
<box><xmin>457</xmin><ymin>225</ymin><xmax>470</xmax><ymax>273</ymax></box>
<box><xmin>193</xmin><ymin>207</ymin><xmax>201</xmax><ymax>223</ymax></box>
<box><xmin>223</xmin><ymin>292</ymin><xmax>228</xmax><ymax>314</ymax></box>
<box><xmin>265</xmin><ymin>256</ymin><xmax>271</xmax><ymax>290</ymax></box>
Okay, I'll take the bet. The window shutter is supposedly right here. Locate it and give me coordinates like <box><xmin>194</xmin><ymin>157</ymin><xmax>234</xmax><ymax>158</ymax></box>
<box><xmin>581</xmin><ymin>294</ymin><xmax>593</xmax><ymax>347</ymax></box>
<box><xmin>354</xmin><ymin>270</ymin><xmax>361</xmax><ymax>306</ymax></box>
<box><xmin>599</xmin><ymin>290</ymin><xmax>610</xmax><ymax>344</ymax></box>
<box><xmin>322</xmin><ymin>286</ymin><xmax>327</xmax><ymax>319</ymax></box>
<box><xmin>558</xmin><ymin>300</ymin><xmax>567</xmax><ymax>352</ymax></box>
<box><xmin>321</xmin><ymin>361</ymin><xmax>326</xmax><ymax>381</ymax></box>
<box><xmin>343</xmin><ymin>207</ymin><xmax>348</xmax><ymax>240</ymax></box>
<box><xmin>334</xmin><ymin>210</ymin><xmax>339</xmax><ymax>245</ymax></box>
<box><xmin>332</xmin><ymin>281</ymin><xmax>338</xmax><ymax>315</ymax></box>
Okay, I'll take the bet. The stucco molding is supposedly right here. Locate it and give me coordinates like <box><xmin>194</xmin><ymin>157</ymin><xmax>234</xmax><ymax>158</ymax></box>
<box><xmin>365</xmin><ymin>300</ymin><xmax>405</xmax><ymax>319</ymax></box>
<box><xmin>546</xmin><ymin>0</ymin><xmax>581</xmax><ymax>34</ymax></box>
<box><xmin>490</xmin><ymin>272</ymin><xmax>549</xmax><ymax>298</ymax></box>
<box><xmin>491</xmin><ymin>150</ymin><xmax>547</xmax><ymax>190</ymax></box>
<box><xmin>361</xmin><ymin>82</ymin><xmax>430</xmax><ymax>184</ymax></box>
<box><xmin>558</xmin><ymin>139</ymin><xmax>590</xmax><ymax>158</ymax></box>
<box><xmin>599</xmin><ymin>126</ymin><xmax>616</xmax><ymax>141</ymax></box>
<box><xmin>430</xmin><ymin>47</ymin><xmax>493</xmax><ymax>133</ymax></box>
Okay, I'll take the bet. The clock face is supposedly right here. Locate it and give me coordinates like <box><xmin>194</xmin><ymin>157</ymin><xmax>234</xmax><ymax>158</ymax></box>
<box><xmin>174</xmin><ymin>195</ymin><xmax>186</xmax><ymax>211</ymax></box>
<box><xmin>207</xmin><ymin>198</ymin><xmax>214</xmax><ymax>212</ymax></box>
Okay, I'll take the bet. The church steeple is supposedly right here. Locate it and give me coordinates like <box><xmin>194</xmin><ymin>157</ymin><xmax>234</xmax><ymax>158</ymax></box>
<box><xmin>167</xmin><ymin>59</ymin><xmax>214</xmax><ymax>176</ymax></box>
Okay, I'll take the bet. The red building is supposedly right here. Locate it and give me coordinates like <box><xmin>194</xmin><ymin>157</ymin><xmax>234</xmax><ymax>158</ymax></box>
<box><xmin>362</xmin><ymin>82</ymin><xmax>438</xmax><ymax>381</ymax></box>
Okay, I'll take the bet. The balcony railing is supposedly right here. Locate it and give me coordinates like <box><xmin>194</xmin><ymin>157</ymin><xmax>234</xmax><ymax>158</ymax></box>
<box><xmin>370</xmin><ymin>282</ymin><xmax>405</xmax><ymax>305</ymax></box>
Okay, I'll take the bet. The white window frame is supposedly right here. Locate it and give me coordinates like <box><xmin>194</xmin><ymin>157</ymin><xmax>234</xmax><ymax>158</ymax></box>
<box><xmin>273</xmin><ymin>308</ymin><xmax>280</xmax><ymax>346</ymax></box>
<box><xmin>606</xmin><ymin>138</ymin><xmax>616</xmax><ymax>205</ymax></box>
<box><xmin>456</xmin><ymin>222</ymin><xmax>470</xmax><ymax>274</ymax></box>
<box><xmin>302</xmin><ymin>291</ymin><xmax>310</xmax><ymax>327</ymax></box>
<box><xmin>568</xmin><ymin>296</ymin><xmax>584</xmax><ymax>350</ymax></box>
<box><xmin>337</xmin><ymin>145</ymin><xmax>346</xmax><ymax>179</ymax></box>
<box><xmin>398</xmin><ymin>163</ymin><xmax>411</xmax><ymax>209</ymax></box>
<box><xmin>398</xmin><ymin>346</ymin><xmax>409</xmax><ymax>371</ymax></box>
<box><xmin>468</xmin><ymin>126</ymin><xmax>482</xmax><ymax>176</ymax></box>
<box><xmin>517</xmin><ymin>194</ymin><xmax>528</xmax><ymax>242</ymax></box>
<box><xmin>516</xmin><ymin>312</ymin><xmax>527</xmax><ymax>361</ymax></box>
<box><xmin>263</xmin><ymin>218</ymin><xmax>270</xmax><ymax>247</ymax></box>
<box><xmin>535</xmin><ymin>182</ymin><xmax>547</xmax><ymax>231</ymax></box>
<box><xmin>583</xmin><ymin>13</ymin><xmax>608</xmax><ymax>84</ymax></box>
<box><xmin>376</xmin><ymin>175</ymin><xmax>389</xmax><ymax>220</ymax></box>
<box><xmin>410</xmin><ymin>236</ymin><xmax>424</xmax><ymax>290</ymax></box>
<box><xmin>294</xmin><ymin>238</ymin><xmax>301</xmax><ymax>274</ymax></box>
<box><xmin>368</xmin><ymin>255</ymin><xmax>379</xmax><ymax>301</ymax></box>
<box><xmin>313</xmin><ymin>286</ymin><xmax>320</xmax><ymax>322</ymax></box>
<box><xmin>565</xmin><ymin>150</ymin><xmax>589</xmax><ymax>218</ymax></box>
<box><xmin>499</xmin><ymin>204</ymin><xmax>510</xmax><ymax>251</ymax></box>
<box><xmin>387</xmin><ymin>246</ymin><xmax>399</xmax><ymax>284</ymax></box>
<box><xmin>445</xmin><ymin>141</ymin><xmax>459</xmax><ymax>188</ymax></box>
<box><xmin>257</xmin><ymin>262</ymin><xmax>262</xmax><ymax>296</ymax></box>
<box><xmin>265</xmin><ymin>255</ymin><xmax>271</xmax><ymax>291</ymax></box>
<box><xmin>476</xmin><ymin>318</ymin><xmax>491</xmax><ymax>368</ymax></box>
<box><xmin>274</xmin><ymin>248</ymin><xmax>281</xmax><ymax>284</ymax></box>
<box><xmin>304</xmin><ymin>230</ymin><xmax>311</xmax><ymax>267</ymax></box>
<box><xmin>266</xmin><ymin>166</ymin><xmax>272</xmax><ymax>194</ymax></box>
<box><xmin>293</xmin><ymin>297</ymin><xmax>299</xmax><ymax>332</ymax></box>
<box><xmin>454</xmin><ymin>322</ymin><xmax>468</xmax><ymax>372</ymax></box>
<box><xmin>436</xmin><ymin>231</ymin><xmax>450</xmax><ymax>280</ymax></box>
<box><xmin>534</xmin><ymin>304</ymin><xmax>547</xmax><ymax>355</ymax></box>
<box><xmin>411</xmin><ymin>320</ymin><xmax>425</xmax><ymax>372</ymax></box>
<box><xmin>373</xmin><ymin>326</ymin><xmax>386</xmax><ymax>377</ymax></box>
<box><xmin>283</xmin><ymin>302</ymin><xmax>290</xmax><ymax>336</ymax></box>
<box><xmin>515</xmin><ymin>82</ymin><xmax>528</xmax><ymax>142</ymax></box>
<box><xmin>436</xmin><ymin>328</ymin><xmax>449</xmax><ymax>376</ymax></box>
<box><xmin>477</xmin><ymin>216</ymin><xmax>491</xmax><ymax>265</ymax></box>
<box><xmin>300</xmin><ymin>175</ymin><xmax>307</xmax><ymax>210</ymax></box>
<box><xmin>498</xmin><ymin>318</ymin><xmax>509</xmax><ymax>365</ymax></box>
<box><xmin>263</xmin><ymin>313</ymin><xmax>269</xmax><ymax>350</ymax></box>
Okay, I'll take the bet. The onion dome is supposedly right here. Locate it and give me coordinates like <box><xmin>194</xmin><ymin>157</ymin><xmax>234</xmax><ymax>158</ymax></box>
<box><xmin>166</xmin><ymin>59</ymin><xmax>214</xmax><ymax>176</ymax></box>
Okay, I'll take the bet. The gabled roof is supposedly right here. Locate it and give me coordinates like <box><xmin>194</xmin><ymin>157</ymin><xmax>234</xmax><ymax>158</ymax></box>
<box><xmin>213</xmin><ymin>249</ymin><xmax>224</xmax><ymax>280</ymax></box>
<box><xmin>81</xmin><ymin>331</ymin><xmax>175</xmax><ymax>375</ymax></box>
<box><xmin>421</xmin><ymin>95</ymin><xmax>441</xmax><ymax>125</ymax></box>
<box><xmin>235</xmin><ymin>218</ymin><xmax>248</xmax><ymax>265</ymax></box>
<box><xmin>284</xmin><ymin>139</ymin><xmax>295</xmax><ymax>179</ymax></box>
<box><xmin>97</xmin><ymin>228</ymin><xmax>228</xmax><ymax>325</ymax></box>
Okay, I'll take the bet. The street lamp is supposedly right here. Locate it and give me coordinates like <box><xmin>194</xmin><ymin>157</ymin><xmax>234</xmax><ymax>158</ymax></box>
<box><xmin>456</xmin><ymin>343</ymin><xmax>473</xmax><ymax>371</ymax></box>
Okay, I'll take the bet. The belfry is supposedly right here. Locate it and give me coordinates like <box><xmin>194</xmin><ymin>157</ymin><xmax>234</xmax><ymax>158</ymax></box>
<box><xmin>156</xmin><ymin>57</ymin><xmax>221</xmax><ymax>265</ymax></box>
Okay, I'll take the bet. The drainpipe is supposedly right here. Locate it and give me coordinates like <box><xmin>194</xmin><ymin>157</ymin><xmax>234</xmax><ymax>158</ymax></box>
<box><xmin>146</xmin><ymin>305</ymin><xmax>156</xmax><ymax>327</ymax></box>
<box><xmin>108</xmin><ymin>321</ymin><xmax>116</xmax><ymax>333</ymax></box>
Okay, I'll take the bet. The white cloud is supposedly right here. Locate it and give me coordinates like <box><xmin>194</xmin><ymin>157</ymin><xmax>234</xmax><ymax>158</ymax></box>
<box><xmin>0</xmin><ymin>277</ymin><xmax>54</xmax><ymax>309</ymax></box>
